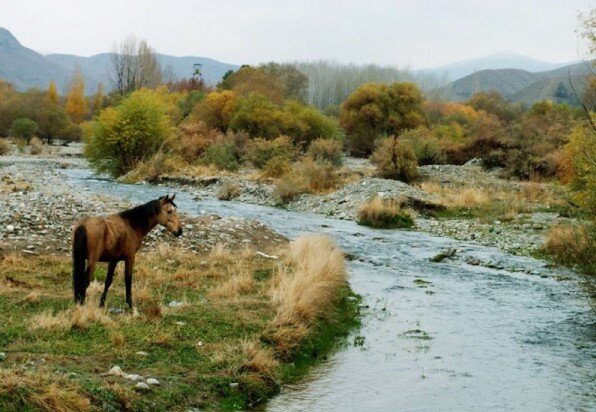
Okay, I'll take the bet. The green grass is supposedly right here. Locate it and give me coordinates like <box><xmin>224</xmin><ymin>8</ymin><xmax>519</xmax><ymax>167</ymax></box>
<box><xmin>0</xmin><ymin>247</ymin><xmax>360</xmax><ymax>411</ymax></box>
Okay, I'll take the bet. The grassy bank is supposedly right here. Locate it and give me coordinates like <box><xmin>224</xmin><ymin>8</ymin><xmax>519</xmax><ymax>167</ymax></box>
<box><xmin>0</xmin><ymin>235</ymin><xmax>360</xmax><ymax>411</ymax></box>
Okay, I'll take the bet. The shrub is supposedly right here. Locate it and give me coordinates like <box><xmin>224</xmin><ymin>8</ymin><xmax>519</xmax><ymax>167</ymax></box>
<box><xmin>29</xmin><ymin>137</ymin><xmax>44</xmax><ymax>155</ymax></box>
<box><xmin>85</xmin><ymin>89</ymin><xmax>173</xmax><ymax>177</ymax></box>
<box><xmin>261</xmin><ymin>156</ymin><xmax>292</xmax><ymax>178</ymax></box>
<box><xmin>125</xmin><ymin>151</ymin><xmax>185</xmax><ymax>183</ymax></box>
<box><xmin>399</xmin><ymin>127</ymin><xmax>444</xmax><ymax>165</ymax></box>
<box><xmin>199</xmin><ymin>139</ymin><xmax>240</xmax><ymax>171</ymax></box>
<box><xmin>244</xmin><ymin>136</ymin><xmax>296</xmax><ymax>168</ymax></box>
<box><xmin>306</xmin><ymin>138</ymin><xmax>344</xmax><ymax>166</ymax></box>
<box><xmin>230</xmin><ymin>93</ymin><xmax>283</xmax><ymax>138</ymax></box>
<box><xmin>11</xmin><ymin>118</ymin><xmax>38</xmax><ymax>141</ymax></box>
<box><xmin>273</xmin><ymin>158</ymin><xmax>338</xmax><ymax>204</ymax></box>
<box><xmin>340</xmin><ymin>82</ymin><xmax>425</xmax><ymax>156</ymax></box>
<box><xmin>281</xmin><ymin>101</ymin><xmax>340</xmax><ymax>147</ymax></box>
<box><xmin>565</xmin><ymin>126</ymin><xmax>596</xmax><ymax>212</ymax></box>
<box><xmin>544</xmin><ymin>223</ymin><xmax>596</xmax><ymax>274</ymax></box>
<box><xmin>370</xmin><ymin>136</ymin><xmax>419</xmax><ymax>182</ymax></box>
<box><xmin>176</xmin><ymin>121</ymin><xmax>224</xmax><ymax>162</ymax></box>
<box><xmin>357</xmin><ymin>197</ymin><xmax>414</xmax><ymax>229</ymax></box>
<box><xmin>191</xmin><ymin>90</ymin><xmax>237</xmax><ymax>131</ymax></box>
<box><xmin>218</xmin><ymin>182</ymin><xmax>242</xmax><ymax>200</ymax></box>
<box><xmin>0</xmin><ymin>138</ymin><xmax>10</xmax><ymax>155</ymax></box>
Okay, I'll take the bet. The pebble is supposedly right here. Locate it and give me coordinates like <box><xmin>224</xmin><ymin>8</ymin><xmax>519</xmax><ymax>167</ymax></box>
<box><xmin>168</xmin><ymin>300</ymin><xmax>185</xmax><ymax>308</ymax></box>
<box><xmin>135</xmin><ymin>351</ymin><xmax>148</xmax><ymax>356</ymax></box>
<box><xmin>146</xmin><ymin>378</ymin><xmax>160</xmax><ymax>386</ymax></box>
<box><xmin>229</xmin><ymin>382</ymin><xmax>239</xmax><ymax>388</ymax></box>
<box><xmin>0</xmin><ymin>352</ymin><xmax>5</xmax><ymax>361</ymax></box>
<box><xmin>106</xmin><ymin>365</ymin><xmax>125</xmax><ymax>377</ymax></box>
<box><xmin>135</xmin><ymin>382</ymin><xmax>151</xmax><ymax>391</ymax></box>
<box><xmin>125</xmin><ymin>374</ymin><xmax>143</xmax><ymax>382</ymax></box>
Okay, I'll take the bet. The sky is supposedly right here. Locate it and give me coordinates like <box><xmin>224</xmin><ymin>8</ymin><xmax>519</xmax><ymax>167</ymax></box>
<box><xmin>0</xmin><ymin>0</ymin><xmax>594</xmax><ymax>68</ymax></box>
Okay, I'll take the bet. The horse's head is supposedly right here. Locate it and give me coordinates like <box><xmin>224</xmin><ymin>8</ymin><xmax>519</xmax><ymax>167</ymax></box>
<box><xmin>157</xmin><ymin>194</ymin><xmax>183</xmax><ymax>237</ymax></box>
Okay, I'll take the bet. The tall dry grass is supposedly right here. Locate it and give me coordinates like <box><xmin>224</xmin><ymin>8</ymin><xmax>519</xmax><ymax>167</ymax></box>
<box><xmin>357</xmin><ymin>196</ymin><xmax>414</xmax><ymax>229</ymax></box>
<box><xmin>0</xmin><ymin>369</ymin><xmax>91</xmax><ymax>412</ymax></box>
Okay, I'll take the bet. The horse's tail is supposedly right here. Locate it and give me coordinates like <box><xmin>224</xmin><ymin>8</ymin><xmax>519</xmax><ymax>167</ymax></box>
<box><xmin>72</xmin><ymin>225</ymin><xmax>88</xmax><ymax>304</ymax></box>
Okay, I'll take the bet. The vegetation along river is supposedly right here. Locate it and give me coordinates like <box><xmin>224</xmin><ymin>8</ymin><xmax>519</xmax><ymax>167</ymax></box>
<box><xmin>62</xmin><ymin>167</ymin><xmax>595</xmax><ymax>412</ymax></box>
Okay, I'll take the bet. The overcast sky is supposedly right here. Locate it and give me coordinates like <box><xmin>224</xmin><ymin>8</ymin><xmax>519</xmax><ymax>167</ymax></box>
<box><xmin>0</xmin><ymin>0</ymin><xmax>593</xmax><ymax>68</ymax></box>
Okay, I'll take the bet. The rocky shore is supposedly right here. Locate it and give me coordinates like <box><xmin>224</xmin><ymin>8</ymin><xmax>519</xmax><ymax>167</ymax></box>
<box><xmin>1</xmin><ymin>149</ymin><xmax>575</xmax><ymax>259</ymax></box>
<box><xmin>0</xmin><ymin>155</ymin><xmax>285</xmax><ymax>258</ymax></box>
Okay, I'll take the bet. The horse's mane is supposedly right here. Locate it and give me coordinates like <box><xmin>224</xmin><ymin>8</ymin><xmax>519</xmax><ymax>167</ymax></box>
<box><xmin>119</xmin><ymin>199</ymin><xmax>161</xmax><ymax>233</ymax></box>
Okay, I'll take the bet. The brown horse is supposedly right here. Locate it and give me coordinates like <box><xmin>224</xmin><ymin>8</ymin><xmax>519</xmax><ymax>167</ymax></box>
<box><xmin>72</xmin><ymin>194</ymin><xmax>182</xmax><ymax>308</ymax></box>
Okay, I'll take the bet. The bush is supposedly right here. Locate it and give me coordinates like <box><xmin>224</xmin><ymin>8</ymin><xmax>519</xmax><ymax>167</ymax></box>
<box><xmin>230</xmin><ymin>93</ymin><xmax>283</xmax><ymax>138</ymax></box>
<box><xmin>281</xmin><ymin>101</ymin><xmax>340</xmax><ymax>147</ymax></box>
<box><xmin>565</xmin><ymin>126</ymin><xmax>596</xmax><ymax>212</ymax></box>
<box><xmin>11</xmin><ymin>118</ymin><xmax>38</xmax><ymax>141</ymax></box>
<box><xmin>125</xmin><ymin>151</ymin><xmax>185</xmax><ymax>183</ymax></box>
<box><xmin>357</xmin><ymin>197</ymin><xmax>414</xmax><ymax>229</ymax></box>
<box><xmin>399</xmin><ymin>127</ymin><xmax>444</xmax><ymax>165</ymax></box>
<box><xmin>244</xmin><ymin>136</ymin><xmax>296</xmax><ymax>168</ymax></box>
<box><xmin>340</xmin><ymin>82</ymin><xmax>425</xmax><ymax>156</ymax></box>
<box><xmin>0</xmin><ymin>138</ymin><xmax>10</xmax><ymax>155</ymax></box>
<box><xmin>306</xmin><ymin>138</ymin><xmax>344</xmax><ymax>166</ymax></box>
<box><xmin>261</xmin><ymin>156</ymin><xmax>292</xmax><ymax>178</ymax></box>
<box><xmin>218</xmin><ymin>182</ymin><xmax>242</xmax><ymax>200</ymax></box>
<box><xmin>176</xmin><ymin>121</ymin><xmax>224</xmax><ymax>162</ymax></box>
<box><xmin>29</xmin><ymin>137</ymin><xmax>44</xmax><ymax>155</ymax></box>
<box><xmin>544</xmin><ymin>223</ymin><xmax>595</xmax><ymax>275</ymax></box>
<box><xmin>85</xmin><ymin>89</ymin><xmax>173</xmax><ymax>177</ymax></box>
<box><xmin>371</xmin><ymin>136</ymin><xmax>419</xmax><ymax>182</ymax></box>
<box><xmin>274</xmin><ymin>158</ymin><xmax>339</xmax><ymax>203</ymax></box>
<box><xmin>191</xmin><ymin>90</ymin><xmax>237</xmax><ymax>131</ymax></box>
<box><xmin>199</xmin><ymin>139</ymin><xmax>240</xmax><ymax>171</ymax></box>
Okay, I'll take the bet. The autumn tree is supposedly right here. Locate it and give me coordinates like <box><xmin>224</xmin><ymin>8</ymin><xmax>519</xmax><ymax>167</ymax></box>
<box><xmin>92</xmin><ymin>83</ymin><xmax>105</xmax><ymax>114</ymax></box>
<box><xmin>65</xmin><ymin>67</ymin><xmax>87</xmax><ymax>123</ymax></box>
<box><xmin>111</xmin><ymin>36</ymin><xmax>163</xmax><ymax>95</ymax></box>
<box><xmin>339</xmin><ymin>82</ymin><xmax>425</xmax><ymax>156</ymax></box>
<box><xmin>48</xmin><ymin>80</ymin><xmax>58</xmax><ymax>103</ymax></box>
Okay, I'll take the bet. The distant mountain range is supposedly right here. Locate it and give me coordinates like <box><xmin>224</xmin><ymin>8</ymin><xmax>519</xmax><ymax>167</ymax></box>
<box><xmin>416</xmin><ymin>52</ymin><xmax>573</xmax><ymax>81</ymax></box>
<box><xmin>0</xmin><ymin>28</ymin><xmax>238</xmax><ymax>94</ymax></box>
<box><xmin>1</xmin><ymin>27</ymin><xmax>591</xmax><ymax>105</ymax></box>
<box><xmin>437</xmin><ymin>62</ymin><xmax>593</xmax><ymax>105</ymax></box>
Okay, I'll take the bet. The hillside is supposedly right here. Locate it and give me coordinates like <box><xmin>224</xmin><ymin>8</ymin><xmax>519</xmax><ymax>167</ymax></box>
<box><xmin>416</xmin><ymin>52</ymin><xmax>572</xmax><ymax>81</ymax></box>
<box><xmin>438</xmin><ymin>61</ymin><xmax>593</xmax><ymax>104</ymax></box>
<box><xmin>0</xmin><ymin>28</ymin><xmax>238</xmax><ymax>94</ymax></box>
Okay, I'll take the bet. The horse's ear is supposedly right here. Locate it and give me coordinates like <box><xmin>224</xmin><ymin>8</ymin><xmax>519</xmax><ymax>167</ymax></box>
<box><xmin>170</xmin><ymin>194</ymin><xmax>176</xmax><ymax>201</ymax></box>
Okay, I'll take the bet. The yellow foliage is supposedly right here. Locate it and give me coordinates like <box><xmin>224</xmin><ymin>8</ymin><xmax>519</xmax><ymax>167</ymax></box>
<box><xmin>65</xmin><ymin>69</ymin><xmax>87</xmax><ymax>123</ymax></box>
<box><xmin>47</xmin><ymin>80</ymin><xmax>58</xmax><ymax>103</ymax></box>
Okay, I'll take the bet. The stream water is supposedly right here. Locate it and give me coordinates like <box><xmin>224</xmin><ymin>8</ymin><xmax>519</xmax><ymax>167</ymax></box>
<box><xmin>62</xmin><ymin>168</ymin><xmax>595</xmax><ymax>412</ymax></box>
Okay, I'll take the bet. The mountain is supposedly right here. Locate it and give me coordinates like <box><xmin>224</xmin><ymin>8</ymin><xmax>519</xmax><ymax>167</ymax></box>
<box><xmin>437</xmin><ymin>61</ymin><xmax>593</xmax><ymax>105</ymax></box>
<box><xmin>0</xmin><ymin>28</ymin><xmax>70</xmax><ymax>91</ymax></box>
<box><xmin>417</xmin><ymin>52</ymin><xmax>572</xmax><ymax>82</ymax></box>
<box><xmin>0</xmin><ymin>28</ymin><xmax>238</xmax><ymax>94</ymax></box>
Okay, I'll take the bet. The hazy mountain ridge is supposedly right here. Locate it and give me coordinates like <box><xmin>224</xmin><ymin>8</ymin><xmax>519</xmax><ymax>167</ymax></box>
<box><xmin>0</xmin><ymin>28</ymin><xmax>239</xmax><ymax>94</ymax></box>
<box><xmin>439</xmin><ymin>61</ymin><xmax>593</xmax><ymax>104</ymax></box>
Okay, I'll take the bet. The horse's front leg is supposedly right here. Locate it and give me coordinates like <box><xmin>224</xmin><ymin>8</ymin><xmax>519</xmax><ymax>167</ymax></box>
<box><xmin>124</xmin><ymin>256</ymin><xmax>135</xmax><ymax>309</ymax></box>
<box><xmin>99</xmin><ymin>261</ymin><xmax>117</xmax><ymax>307</ymax></box>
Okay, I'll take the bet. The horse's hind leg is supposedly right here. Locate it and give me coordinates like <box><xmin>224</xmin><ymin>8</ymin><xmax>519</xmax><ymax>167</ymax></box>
<box><xmin>100</xmin><ymin>261</ymin><xmax>117</xmax><ymax>307</ymax></box>
<box><xmin>124</xmin><ymin>256</ymin><xmax>135</xmax><ymax>309</ymax></box>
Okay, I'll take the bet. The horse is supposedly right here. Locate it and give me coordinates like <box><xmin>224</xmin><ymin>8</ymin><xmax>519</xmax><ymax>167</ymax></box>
<box><xmin>72</xmin><ymin>194</ymin><xmax>183</xmax><ymax>308</ymax></box>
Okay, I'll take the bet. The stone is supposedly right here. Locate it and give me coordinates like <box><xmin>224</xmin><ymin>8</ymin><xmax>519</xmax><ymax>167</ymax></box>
<box><xmin>106</xmin><ymin>365</ymin><xmax>125</xmax><ymax>377</ymax></box>
<box><xmin>168</xmin><ymin>300</ymin><xmax>185</xmax><ymax>308</ymax></box>
<box><xmin>5</xmin><ymin>225</ymin><xmax>14</xmax><ymax>233</ymax></box>
<box><xmin>0</xmin><ymin>352</ymin><xmax>5</xmax><ymax>361</ymax></box>
<box><xmin>146</xmin><ymin>378</ymin><xmax>160</xmax><ymax>385</ymax></box>
<box><xmin>135</xmin><ymin>382</ymin><xmax>151</xmax><ymax>391</ymax></box>
<box><xmin>125</xmin><ymin>374</ymin><xmax>143</xmax><ymax>382</ymax></box>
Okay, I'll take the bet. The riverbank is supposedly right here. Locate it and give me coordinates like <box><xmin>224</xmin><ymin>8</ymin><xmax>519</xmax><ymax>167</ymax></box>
<box><xmin>0</xmin><ymin>153</ymin><xmax>360</xmax><ymax>411</ymax></box>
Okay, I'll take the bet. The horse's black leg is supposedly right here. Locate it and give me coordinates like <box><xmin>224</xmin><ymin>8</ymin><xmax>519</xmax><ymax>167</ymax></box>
<box><xmin>100</xmin><ymin>261</ymin><xmax>117</xmax><ymax>307</ymax></box>
<box><xmin>124</xmin><ymin>256</ymin><xmax>135</xmax><ymax>309</ymax></box>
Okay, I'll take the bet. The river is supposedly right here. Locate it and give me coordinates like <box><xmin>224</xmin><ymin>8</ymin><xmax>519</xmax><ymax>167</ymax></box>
<box><xmin>62</xmin><ymin>168</ymin><xmax>595</xmax><ymax>412</ymax></box>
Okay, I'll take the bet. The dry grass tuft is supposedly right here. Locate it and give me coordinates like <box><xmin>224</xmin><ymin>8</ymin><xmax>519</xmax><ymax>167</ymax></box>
<box><xmin>0</xmin><ymin>369</ymin><xmax>91</xmax><ymax>412</ymax></box>
<box><xmin>240</xmin><ymin>339</ymin><xmax>279</xmax><ymax>377</ymax></box>
<box><xmin>209</xmin><ymin>273</ymin><xmax>254</xmax><ymax>300</ymax></box>
<box><xmin>0</xmin><ymin>138</ymin><xmax>11</xmax><ymax>155</ymax></box>
<box><xmin>29</xmin><ymin>309</ymin><xmax>71</xmax><ymax>332</ymax></box>
<box><xmin>357</xmin><ymin>196</ymin><xmax>414</xmax><ymax>229</ymax></box>
<box><xmin>22</xmin><ymin>291</ymin><xmax>41</xmax><ymax>303</ymax></box>
<box><xmin>544</xmin><ymin>224</ymin><xmax>595</xmax><ymax>268</ymax></box>
<box><xmin>110</xmin><ymin>329</ymin><xmax>126</xmax><ymax>347</ymax></box>
<box><xmin>218</xmin><ymin>181</ymin><xmax>242</xmax><ymax>200</ymax></box>
<box><xmin>272</xmin><ymin>235</ymin><xmax>346</xmax><ymax>326</ymax></box>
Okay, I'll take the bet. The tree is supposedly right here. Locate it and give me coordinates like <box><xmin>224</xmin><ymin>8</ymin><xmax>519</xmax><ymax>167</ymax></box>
<box><xmin>65</xmin><ymin>67</ymin><xmax>87</xmax><ymax>123</ymax></box>
<box><xmin>92</xmin><ymin>82</ymin><xmax>105</xmax><ymax>115</ymax></box>
<box><xmin>11</xmin><ymin>118</ymin><xmax>39</xmax><ymax>141</ymax></box>
<box><xmin>111</xmin><ymin>36</ymin><xmax>163</xmax><ymax>95</ymax></box>
<box><xmin>48</xmin><ymin>80</ymin><xmax>58</xmax><ymax>103</ymax></box>
<box><xmin>339</xmin><ymin>82</ymin><xmax>425</xmax><ymax>156</ymax></box>
<box><xmin>85</xmin><ymin>89</ymin><xmax>173</xmax><ymax>177</ymax></box>
<box><xmin>192</xmin><ymin>90</ymin><xmax>238</xmax><ymax>131</ymax></box>
<box><xmin>370</xmin><ymin>135</ymin><xmax>419</xmax><ymax>182</ymax></box>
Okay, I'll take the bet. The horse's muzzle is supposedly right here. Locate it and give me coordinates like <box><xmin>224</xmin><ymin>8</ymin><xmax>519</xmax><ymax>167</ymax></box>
<box><xmin>175</xmin><ymin>228</ymin><xmax>183</xmax><ymax>237</ymax></box>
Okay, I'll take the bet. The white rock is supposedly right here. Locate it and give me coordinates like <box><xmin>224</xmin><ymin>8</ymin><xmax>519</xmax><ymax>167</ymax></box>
<box><xmin>135</xmin><ymin>382</ymin><xmax>151</xmax><ymax>390</ymax></box>
<box><xmin>168</xmin><ymin>300</ymin><xmax>184</xmax><ymax>308</ymax></box>
<box><xmin>146</xmin><ymin>378</ymin><xmax>160</xmax><ymax>385</ymax></box>
<box><xmin>0</xmin><ymin>352</ymin><xmax>5</xmax><ymax>361</ymax></box>
<box><xmin>135</xmin><ymin>351</ymin><xmax>148</xmax><ymax>356</ymax></box>
<box><xmin>255</xmin><ymin>251</ymin><xmax>279</xmax><ymax>260</ymax></box>
<box><xmin>229</xmin><ymin>382</ymin><xmax>239</xmax><ymax>388</ymax></box>
<box><xmin>125</xmin><ymin>374</ymin><xmax>143</xmax><ymax>382</ymax></box>
<box><xmin>105</xmin><ymin>365</ymin><xmax>126</xmax><ymax>376</ymax></box>
<box><xmin>6</xmin><ymin>225</ymin><xmax>14</xmax><ymax>233</ymax></box>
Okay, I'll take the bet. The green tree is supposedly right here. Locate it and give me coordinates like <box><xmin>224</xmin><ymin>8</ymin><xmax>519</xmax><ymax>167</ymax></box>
<box><xmin>11</xmin><ymin>118</ymin><xmax>39</xmax><ymax>141</ymax></box>
<box><xmin>340</xmin><ymin>82</ymin><xmax>425</xmax><ymax>156</ymax></box>
<box><xmin>85</xmin><ymin>89</ymin><xmax>173</xmax><ymax>177</ymax></box>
